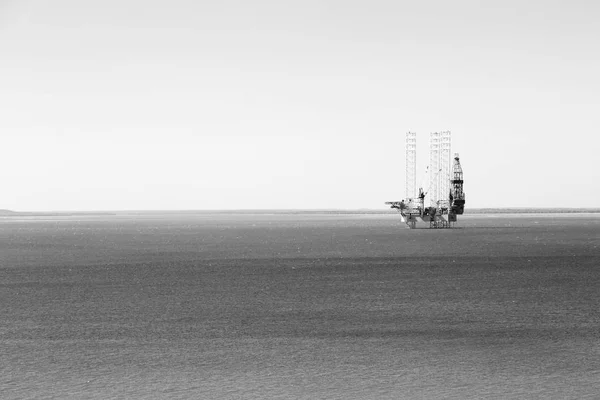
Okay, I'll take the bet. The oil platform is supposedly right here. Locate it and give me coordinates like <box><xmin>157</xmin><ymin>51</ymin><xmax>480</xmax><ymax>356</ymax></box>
<box><xmin>385</xmin><ymin>131</ymin><xmax>465</xmax><ymax>229</ymax></box>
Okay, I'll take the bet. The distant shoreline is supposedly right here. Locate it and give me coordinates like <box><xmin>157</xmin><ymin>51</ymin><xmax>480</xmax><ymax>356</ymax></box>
<box><xmin>0</xmin><ymin>210</ymin><xmax>117</xmax><ymax>217</ymax></box>
<box><xmin>1</xmin><ymin>208</ymin><xmax>599</xmax><ymax>217</ymax></box>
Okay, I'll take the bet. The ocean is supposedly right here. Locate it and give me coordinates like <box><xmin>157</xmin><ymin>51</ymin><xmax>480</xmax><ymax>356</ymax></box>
<box><xmin>1</xmin><ymin>213</ymin><xmax>599</xmax><ymax>399</ymax></box>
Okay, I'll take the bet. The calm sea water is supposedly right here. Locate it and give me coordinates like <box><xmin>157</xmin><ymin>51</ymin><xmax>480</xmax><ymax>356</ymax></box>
<box><xmin>1</xmin><ymin>213</ymin><xmax>599</xmax><ymax>399</ymax></box>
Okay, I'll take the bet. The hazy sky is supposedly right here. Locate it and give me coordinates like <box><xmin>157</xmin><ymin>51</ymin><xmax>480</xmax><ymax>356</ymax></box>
<box><xmin>1</xmin><ymin>0</ymin><xmax>598</xmax><ymax>210</ymax></box>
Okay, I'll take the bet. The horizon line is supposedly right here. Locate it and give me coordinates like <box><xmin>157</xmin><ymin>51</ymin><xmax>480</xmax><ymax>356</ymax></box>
<box><xmin>2</xmin><ymin>207</ymin><xmax>600</xmax><ymax>215</ymax></box>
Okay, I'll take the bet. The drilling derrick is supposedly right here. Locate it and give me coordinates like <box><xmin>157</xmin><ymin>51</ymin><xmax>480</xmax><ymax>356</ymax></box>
<box><xmin>450</xmin><ymin>153</ymin><xmax>465</xmax><ymax>215</ymax></box>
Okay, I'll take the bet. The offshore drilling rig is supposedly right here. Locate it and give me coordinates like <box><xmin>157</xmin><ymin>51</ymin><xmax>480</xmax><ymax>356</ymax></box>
<box><xmin>385</xmin><ymin>131</ymin><xmax>465</xmax><ymax>229</ymax></box>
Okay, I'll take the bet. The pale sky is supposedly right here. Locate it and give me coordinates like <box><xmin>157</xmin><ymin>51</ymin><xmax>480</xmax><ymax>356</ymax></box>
<box><xmin>1</xmin><ymin>0</ymin><xmax>598</xmax><ymax>210</ymax></box>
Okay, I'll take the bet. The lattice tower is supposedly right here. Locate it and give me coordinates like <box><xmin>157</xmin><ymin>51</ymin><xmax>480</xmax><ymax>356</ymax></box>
<box><xmin>439</xmin><ymin>131</ymin><xmax>451</xmax><ymax>209</ymax></box>
<box><xmin>428</xmin><ymin>131</ymin><xmax>451</xmax><ymax>207</ymax></box>
<box><xmin>405</xmin><ymin>132</ymin><xmax>417</xmax><ymax>200</ymax></box>
<box><xmin>428</xmin><ymin>133</ymin><xmax>439</xmax><ymax>206</ymax></box>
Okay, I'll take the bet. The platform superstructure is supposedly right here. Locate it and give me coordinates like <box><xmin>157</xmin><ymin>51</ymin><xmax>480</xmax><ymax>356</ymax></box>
<box><xmin>386</xmin><ymin>131</ymin><xmax>466</xmax><ymax>229</ymax></box>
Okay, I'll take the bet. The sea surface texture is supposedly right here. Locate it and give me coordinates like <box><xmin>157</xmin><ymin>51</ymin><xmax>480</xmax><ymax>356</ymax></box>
<box><xmin>1</xmin><ymin>213</ymin><xmax>599</xmax><ymax>399</ymax></box>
